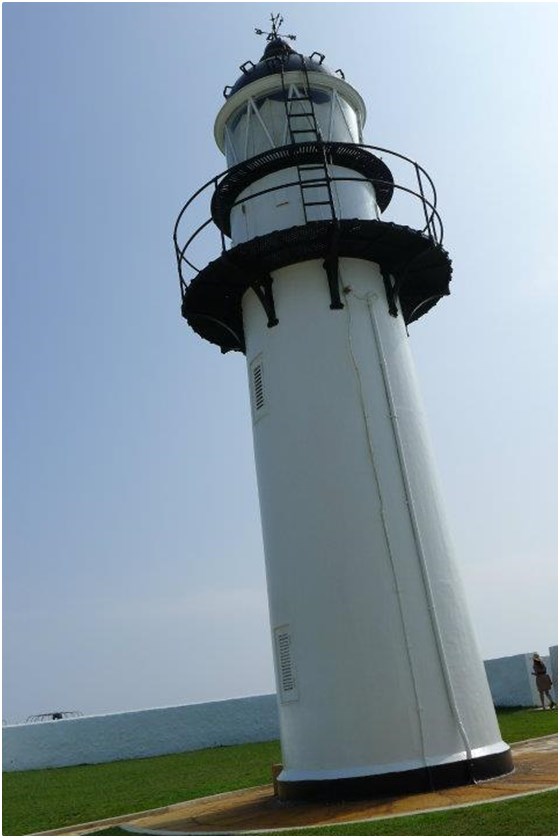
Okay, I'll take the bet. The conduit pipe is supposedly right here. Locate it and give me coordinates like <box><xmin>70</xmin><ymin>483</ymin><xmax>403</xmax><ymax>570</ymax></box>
<box><xmin>364</xmin><ymin>290</ymin><xmax>474</xmax><ymax>768</ymax></box>
<box><xmin>343</xmin><ymin>279</ymin><xmax>432</xmax><ymax>783</ymax></box>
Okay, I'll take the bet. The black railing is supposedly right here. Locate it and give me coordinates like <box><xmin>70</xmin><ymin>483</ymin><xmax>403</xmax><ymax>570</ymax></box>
<box><xmin>174</xmin><ymin>144</ymin><xmax>444</xmax><ymax>301</ymax></box>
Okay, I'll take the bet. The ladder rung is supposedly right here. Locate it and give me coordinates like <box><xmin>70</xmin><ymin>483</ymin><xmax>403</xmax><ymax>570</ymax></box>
<box><xmin>300</xmin><ymin>181</ymin><xmax>329</xmax><ymax>188</ymax></box>
<box><xmin>288</xmin><ymin>96</ymin><xmax>311</xmax><ymax>102</ymax></box>
<box><xmin>289</xmin><ymin>112</ymin><xmax>315</xmax><ymax>118</ymax></box>
<box><xmin>291</xmin><ymin>129</ymin><xmax>319</xmax><ymax>135</ymax></box>
<box><xmin>298</xmin><ymin>165</ymin><xmax>325</xmax><ymax>171</ymax></box>
<box><xmin>304</xmin><ymin>200</ymin><xmax>333</xmax><ymax>207</ymax></box>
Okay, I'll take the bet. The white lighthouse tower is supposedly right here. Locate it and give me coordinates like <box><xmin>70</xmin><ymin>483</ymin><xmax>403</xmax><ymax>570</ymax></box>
<box><xmin>174</xmin><ymin>18</ymin><xmax>513</xmax><ymax>801</ymax></box>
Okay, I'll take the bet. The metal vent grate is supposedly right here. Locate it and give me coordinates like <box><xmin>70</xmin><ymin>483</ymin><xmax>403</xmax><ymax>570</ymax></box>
<box><xmin>250</xmin><ymin>355</ymin><xmax>267</xmax><ymax>421</ymax></box>
<box><xmin>253</xmin><ymin>362</ymin><xmax>265</xmax><ymax>411</ymax></box>
<box><xmin>274</xmin><ymin>626</ymin><xmax>299</xmax><ymax>702</ymax></box>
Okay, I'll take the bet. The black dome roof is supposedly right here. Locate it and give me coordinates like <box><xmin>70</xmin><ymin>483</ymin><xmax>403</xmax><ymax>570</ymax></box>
<box><xmin>226</xmin><ymin>38</ymin><xmax>339</xmax><ymax>98</ymax></box>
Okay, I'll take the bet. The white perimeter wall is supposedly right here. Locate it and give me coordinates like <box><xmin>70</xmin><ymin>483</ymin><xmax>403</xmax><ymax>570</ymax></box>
<box><xmin>484</xmin><ymin>648</ymin><xmax>556</xmax><ymax>707</ymax></box>
<box><xmin>4</xmin><ymin>648</ymin><xmax>557</xmax><ymax>772</ymax></box>
<box><xmin>3</xmin><ymin>694</ymin><xmax>279</xmax><ymax>773</ymax></box>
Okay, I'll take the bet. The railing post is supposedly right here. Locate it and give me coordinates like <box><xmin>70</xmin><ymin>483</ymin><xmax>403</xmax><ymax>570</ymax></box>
<box><xmin>216</xmin><ymin>177</ymin><xmax>226</xmax><ymax>253</ymax></box>
<box><xmin>415</xmin><ymin>163</ymin><xmax>434</xmax><ymax>243</ymax></box>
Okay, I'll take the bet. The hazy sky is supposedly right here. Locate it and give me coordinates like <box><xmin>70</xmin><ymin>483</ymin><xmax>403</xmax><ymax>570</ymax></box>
<box><xmin>3</xmin><ymin>2</ymin><xmax>557</xmax><ymax>724</ymax></box>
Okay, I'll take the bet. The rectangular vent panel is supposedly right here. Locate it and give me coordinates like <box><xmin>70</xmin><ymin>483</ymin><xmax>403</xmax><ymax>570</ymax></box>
<box><xmin>249</xmin><ymin>355</ymin><xmax>267</xmax><ymax>422</ymax></box>
<box><xmin>253</xmin><ymin>363</ymin><xmax>264</xmax><ymax>410</ymax></box>
<box><xmin>274</xmin><ymin>626</ymin><xmax>299</xmax><ymax>703</ymax></box>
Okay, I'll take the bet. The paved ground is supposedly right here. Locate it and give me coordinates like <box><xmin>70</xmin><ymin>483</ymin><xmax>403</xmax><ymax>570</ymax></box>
<box><xmin>41</xmin><ymin>735</ymin><xmax>557</xmax><ymax>836</ymax></box>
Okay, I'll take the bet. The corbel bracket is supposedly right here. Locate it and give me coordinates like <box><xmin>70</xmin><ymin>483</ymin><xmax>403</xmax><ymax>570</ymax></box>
<box><xmin>250</xmin><ymin>274</ymin><xmax>279</xmax><ymax>328</ymax></box>
<box><xmin>323</xmin><ymin>223</ymin><xmax>344</xmax><ymax>310</ymax></box>
<box><xmin>221</xmin><ymin>252</ymin><xmax>279</xmax><ymax>329</ymax></box>
<box><xmin>381</xmin><ymin>264</ymin><xmax>399</xmax><ymax>318</ymax></box>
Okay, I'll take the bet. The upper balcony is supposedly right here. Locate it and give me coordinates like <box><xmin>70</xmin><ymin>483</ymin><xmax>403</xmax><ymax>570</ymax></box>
<box><xmin>173</xmin><ymin>142</ymin><xmax>452</xmax><ymax>354</ymax></box>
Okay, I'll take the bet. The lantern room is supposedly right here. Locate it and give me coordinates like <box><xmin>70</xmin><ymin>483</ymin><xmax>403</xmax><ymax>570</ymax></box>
<box><xmin>215</xmin><ymin>38</ymin><xmax>366</xmax><ymax>166</ymax></box>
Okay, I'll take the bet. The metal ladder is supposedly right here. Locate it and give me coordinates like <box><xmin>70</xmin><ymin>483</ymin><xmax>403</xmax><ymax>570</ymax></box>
<box><xmin>279</xmin><ymin>57</ymin><xmax>337</xmax><ymax>223</ymax></box>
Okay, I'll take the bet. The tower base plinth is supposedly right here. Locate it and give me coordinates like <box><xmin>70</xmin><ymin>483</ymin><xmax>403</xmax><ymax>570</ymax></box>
<box><xmin>277</xmin><ymin>748</ymin><xmax>514</xmax><ymax>802</ymax></box>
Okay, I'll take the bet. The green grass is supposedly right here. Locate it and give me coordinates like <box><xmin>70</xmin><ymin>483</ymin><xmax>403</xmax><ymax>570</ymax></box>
<box><xmin>495</xmin><ymin>706</ymin><xmax>557</xmax><ymax>743</ymax></box>
<box><xmin>2</xmin><ymin>740</ymin><xmax>281</xmax><ymax>835</ymax></box>
<box><xmin>3</xmin><ymin>708</ymin><xmax>557</xmax><ymax>835</ymax></box>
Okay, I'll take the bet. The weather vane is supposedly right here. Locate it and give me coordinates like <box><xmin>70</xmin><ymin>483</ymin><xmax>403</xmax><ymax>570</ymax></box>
<box><xmin>255</xmin><ymin>13</ymin><xmax>296</xmax><ymax>42</ymax></box>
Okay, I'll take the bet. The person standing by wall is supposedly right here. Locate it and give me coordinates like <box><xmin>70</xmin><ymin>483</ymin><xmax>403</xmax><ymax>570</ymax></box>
<box><xmin>532</xmin><ymin>653</ymin><xmax>556</xmax><ymax>710</ymax></box>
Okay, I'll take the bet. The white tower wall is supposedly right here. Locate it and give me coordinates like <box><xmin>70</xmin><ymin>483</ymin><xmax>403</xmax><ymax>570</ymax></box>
<box><xmin>230</xmin><ymin>166</ymin><xmax>378</xmax><ymax>242</ymax></box>
<box><xmin>242</xmin><ymin>258</ymin><xmax>507</xmax><ymax>781</ymax></box>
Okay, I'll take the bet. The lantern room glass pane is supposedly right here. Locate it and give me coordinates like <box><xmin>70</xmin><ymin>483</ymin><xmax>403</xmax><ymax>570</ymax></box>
<box><xmin>254</xmin><ymin>96</ymin><xmax>287</xmax><ymax>146</ymax></box>
<box><xmin>331</xmin><ymin>92</ymin><xmax>361</xmax><ymax>143</ymax></box>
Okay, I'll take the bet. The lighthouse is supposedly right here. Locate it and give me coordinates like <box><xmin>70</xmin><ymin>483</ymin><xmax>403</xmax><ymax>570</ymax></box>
<box><xmin>174</xmin><ymin>17</ymin><xmax>513</xmax><ymax>801</ymax></box>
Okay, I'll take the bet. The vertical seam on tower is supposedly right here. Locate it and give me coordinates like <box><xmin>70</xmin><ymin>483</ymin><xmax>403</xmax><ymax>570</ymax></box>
<box><xmin>343</xmin><ymin>280</ymin><xmax>431</xmax><ymax>776</ymax></box>
<box><xmin>366</xmin><ymin>295</ymin><xmax>474</xmax><ymax>767</ymax></box>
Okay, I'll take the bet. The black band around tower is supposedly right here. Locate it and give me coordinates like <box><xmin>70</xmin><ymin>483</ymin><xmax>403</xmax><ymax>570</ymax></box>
<box><xmin>277</xmin><ymin>747</ymin><xmax>514</xmax><ymax>802</ymax></box>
